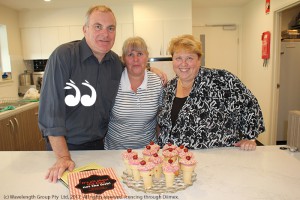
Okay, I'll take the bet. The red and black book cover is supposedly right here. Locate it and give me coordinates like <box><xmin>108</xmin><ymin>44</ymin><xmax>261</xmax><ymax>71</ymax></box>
<box><xmin>68</xmin><ymin>168</ymin><xmax>127</xmax><ymax>200</ymax></box>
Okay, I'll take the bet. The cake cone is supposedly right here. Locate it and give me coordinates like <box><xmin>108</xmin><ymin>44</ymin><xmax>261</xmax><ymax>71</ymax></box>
<box><xmin>181</xmin><ymin>164</ymin><xmax>196</xmax><ymax>184</ymax></box>
<box><xmin>140</xmin><ymin>170</ymin><xmax>153</xmax><ymax>189</ymax></box>
<box><xmin>153</xmin><ymin>163</ymin><xmax>162</xmax><ymax>179</ymax></box>
<box><xmin>123</xmin><ymin>159</ymin><xmax>132</xmax><ymax>176</ymax></box>
<box><xmin>164</xmin><ymin>172</ymin><xmax>175</xmax><ymax>187</ymax></box>
<box><xmin>130</xmin><ymin>165</ymin><xmax>141</xmax><ymax>181</ymax></box>
<box><xmin>143</xmin><ymin>155</ymin><xmax>151</xmax><ymax>162</ymax></box>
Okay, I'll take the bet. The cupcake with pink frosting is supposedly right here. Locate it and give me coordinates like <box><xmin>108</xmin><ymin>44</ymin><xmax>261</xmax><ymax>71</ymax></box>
<box><xmin>148</xmin><ymin>141</ymin><xmax>160</xmax><ymax>152</ymax></box>
<box><xmin>138</xmin><ymin>160</ymin><xmax>155</xmax><ymax>189</ymax></box>
<box><xmin>176</xmin><ymin>145</ymin><xmax>186</xmax><ymax>154</ymax></box>
<box><xmin>162</xmin><ymin>147</ymin><xmax>178</xmax><ymax>162</ymax></box>
<box><xmin>148</xmin><ymin>153</ymin><xmax>164</xmax><ymax>179</ymax></box>
<box><xmin>178</xmin><ymin>148</ymin><xmax>194</xmax><ymax>166</ymax></box>
<box><xmin>122</xmin><ymin>149</ymin><xmax>138</xmax><ymax>176</ymax></box>
<box><xmin>129</xmin><ymin>154</ymin><xmax>142</xmax><ymax>181</ymax></box>
<box><xmin>162</xmin><ymin>159</ymin><xmax>180</xmax><ymax>187</ymax></box>
<box><xmin>162</xmin><ymin>143</ymin><xmax>177</xmax><ymax>151</ymax></box>
<box><xmin>179</xmin><ymin>155</ymin><xmax>197</xmax><ymax>185</ymax></box>
<box><xmin>142</xmin><ymin>145</ymin><xmax>157</xmax><ymax>161</ymax></box>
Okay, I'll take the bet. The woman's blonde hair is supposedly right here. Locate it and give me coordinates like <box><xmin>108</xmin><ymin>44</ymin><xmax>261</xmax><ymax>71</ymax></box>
<box><xmin>122</xmin><ymin>36</ymin><xmax>149</xmax><ymax>62</ymax></box>
<box><xmin>168</xmin><ymin>34</ymin><xmax>203</xmax><ymax>58</ymax></box>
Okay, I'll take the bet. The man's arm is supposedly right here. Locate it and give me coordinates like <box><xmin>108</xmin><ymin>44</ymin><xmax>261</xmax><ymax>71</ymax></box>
<box><xmin>45</xmin><ymin>136</ymin><xmax>75</xmax><ymax>183</ymax></box>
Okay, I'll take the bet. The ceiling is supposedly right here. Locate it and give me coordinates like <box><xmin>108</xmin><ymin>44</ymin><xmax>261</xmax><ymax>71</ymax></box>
<box><xmin>0</xmin><ymin>0</ymin><xmax>252</xmax><ymax>11</ymax></box>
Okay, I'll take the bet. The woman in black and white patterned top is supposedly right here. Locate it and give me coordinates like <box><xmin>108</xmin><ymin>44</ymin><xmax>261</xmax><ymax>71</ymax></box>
<box><xmin>157</xmin><ymin>34</ymin><xmax>265</xmax><ymax>151</ymax></box>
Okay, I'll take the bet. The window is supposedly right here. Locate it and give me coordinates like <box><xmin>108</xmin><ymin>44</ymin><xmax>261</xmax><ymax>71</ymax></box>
<box><xmin>0</xmin><ymin>24</ymin><xmax>12</xmax><ymax>77</ymax></box>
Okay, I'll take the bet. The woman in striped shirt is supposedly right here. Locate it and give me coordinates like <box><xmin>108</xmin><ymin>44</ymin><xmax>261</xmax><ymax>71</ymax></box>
<box><xmin>105</xmin><ymin>36</ymin><xmax>163</xmax><ymax>149</ymax></box>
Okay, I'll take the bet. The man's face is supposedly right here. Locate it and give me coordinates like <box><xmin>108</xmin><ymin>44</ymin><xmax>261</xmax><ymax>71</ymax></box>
<box><xmin>83</xmin><ymin>10</ymin><xmax>116</xmax><ymax>61</ymax></box>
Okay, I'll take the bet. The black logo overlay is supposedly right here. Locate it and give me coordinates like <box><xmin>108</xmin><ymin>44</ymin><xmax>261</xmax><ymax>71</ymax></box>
<box><xmin>75</xmin><ymin>175</ymin><xmax>116</xmax><ymax>194</ymax></box>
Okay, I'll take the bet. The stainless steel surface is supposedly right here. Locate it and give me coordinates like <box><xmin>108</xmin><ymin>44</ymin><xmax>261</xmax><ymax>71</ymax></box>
<box><xmin>32</xmin><ymin>72</ymin><xmax>44</xmax><ymax>91</ymax></box>
<box><xmin>19</xmin><ymin>70</ymin><xmax>33</xmax><ymax>86</ymax></box>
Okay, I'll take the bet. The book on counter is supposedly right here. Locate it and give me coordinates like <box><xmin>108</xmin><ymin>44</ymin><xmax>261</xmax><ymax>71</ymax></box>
<box><xmin>68</xmin><ymin>167</ymin><xmax>127</xmax><ymax>200</ymax></box>
<box><xmin>60</xmin><ymin>163</ymin><xmax>103</xmax><ymax>187</ymax></box>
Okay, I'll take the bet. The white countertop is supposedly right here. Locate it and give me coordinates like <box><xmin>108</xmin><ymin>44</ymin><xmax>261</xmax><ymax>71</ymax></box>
<box><xmin>0</xmin><ymin>146</ymin><xmax>299</xmax><ymax>200</ymax></box>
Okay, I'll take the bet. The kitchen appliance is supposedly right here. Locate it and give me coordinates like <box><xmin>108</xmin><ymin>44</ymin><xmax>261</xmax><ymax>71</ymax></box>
<box><xmin>33</xmin><ymin>59</ymin><xmax>47</xmax><ymax>72</ymax></box>
<box><xmin>148</xmin><ymin>57</ymin><xmax>175</xmax><ymax>80</ymax></box>
<box><xmin>32</xmin><ymin>72</ymin><xmax>44</xmax><ymax>91</ymax></box>
<box><xmin>18</xmin><ymin>70</ymin><xmax>36</xmax><ymax>97</ymax></box>
<box><xmin>19</xmin><ymin>70</ymin><xmax>33</xmax><ymax>86</ymax></box>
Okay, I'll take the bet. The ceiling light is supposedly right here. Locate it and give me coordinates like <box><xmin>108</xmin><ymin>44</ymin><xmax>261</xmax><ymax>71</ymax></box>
<box><xmin>44</xmin><ymin>0</ymin><xmax>51</xmax><ymax>2</ymax></box>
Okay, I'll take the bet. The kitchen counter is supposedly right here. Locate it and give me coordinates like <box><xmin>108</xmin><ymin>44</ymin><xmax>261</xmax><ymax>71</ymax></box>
<box><xmin>0</xmin><ymin>146</ymin><xmax>300</xmax><ymax>200</ymax></box>
<box><xmin>0</xmin><ymin>101</ymin><xmax>39</xmax><ymax>120</ymax></box>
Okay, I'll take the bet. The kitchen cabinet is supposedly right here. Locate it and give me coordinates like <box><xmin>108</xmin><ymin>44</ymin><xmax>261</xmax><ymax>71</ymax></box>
<box><xmin>40</xmin><ymin>27</ymin><xmax>60</xmax><ymax>59</ymax></box>
<box><xmin>69</xmin><ymin>25</ymin><xmax>84</xmax><ymax>41</ymax></box>
<box><xmin>134</xmin><ymin>19</ymin><xmax>192</xmax><ymax>57</ymax></box>
<box><xmin>20</xmin><ymin>106</ymin><xmax>46</xmax><ymax>151</ymax></box>
<box><xmin>133</xmin><ymin>0</ymin><xmax>192</xmax><ymax>57</ymax></box>
<box><xmin>112</xmin><ymin>23</ymin><xmax>134</xmax><ymax>56</ymax></box>
<box><xmin>0</xmin><ymin>114</ymin><xmax>23</xmax><ymax>150</ymax></box>
<box><xmin>21</xmin><ymin>26</ymin><xmax>84</xmax><ymax>60</ymax></box>
<box><xmin>21</xmin><ymin>28</ymin><xmax>41</xmax><ymax>59</ymax></box>
<box><xmin>0</xmin><ymin>105</ymin><xmax>46</xmax><ymax>151</ymax></box>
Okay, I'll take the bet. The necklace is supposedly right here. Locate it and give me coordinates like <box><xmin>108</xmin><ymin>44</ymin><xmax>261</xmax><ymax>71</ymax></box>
<box><xmin>178</xmin><ymin>79</ymin><xmax>194</xmax><ymax>90</ymax></box>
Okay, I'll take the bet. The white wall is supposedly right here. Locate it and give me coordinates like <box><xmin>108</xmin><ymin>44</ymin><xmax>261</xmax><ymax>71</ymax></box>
<box><xmin>241</xmin><ymin>0</ymin><xmax>299</xmax><ymax>145</ymax></box>
<box><xmin>192</xmin><ymin>7</ymin><xmax>243</xmax><ymax>77</ymax></box>
<box><xmin>192</xmin><ymin>7</ymin><xmax>243</xmax><ymax>26</ymax></box>
<box><xmin>0</xmin><ymin>5</ymin><xmax>26</xmax><ymax>98</ymax></box>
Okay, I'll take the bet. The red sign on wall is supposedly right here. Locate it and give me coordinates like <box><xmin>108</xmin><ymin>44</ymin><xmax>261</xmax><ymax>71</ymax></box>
<box><xmin>265</xmin><ymin>0</ymin><xmax>270</xmax><ymax>14</ymax></box>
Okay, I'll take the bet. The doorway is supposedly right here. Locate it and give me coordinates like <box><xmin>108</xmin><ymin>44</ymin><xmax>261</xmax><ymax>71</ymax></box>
<box><xmin>271</xmin><ymin>2</ymin><xmax>300</xmax><ymax>145</ymax></box>
<box><xmin>193</xmin><ymin>25</ymin><xmax>240</xmax><ymax>77</ymax></box>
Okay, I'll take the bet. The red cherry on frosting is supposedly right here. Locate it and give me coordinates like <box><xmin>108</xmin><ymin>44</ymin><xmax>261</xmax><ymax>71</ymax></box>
<box><xmin>184</xmin><ymin>148</ymin><xmax>188</xmax><ymax>152</ymax></box>
<box><xmin>186</xmin><ymin>156</ymin><xmax>191</xmax><ymax>160</ymax></box>
<box><xmin>146</xmin><ymin>145</ymin><xmax>151</xmax><ymax>150</ymax></box>
<box><xmin>127</xmin><ymin>149</ymin><xmax>132</xmax><ymax>153</ymax></box>
<box><xmin>168</xmin><ymin>148</ymin><xmax>173</xmax><ymax>152</ymax></box>
<box><xmin>133</xmin><ymin>155</ymin><xmax>138</xmax><ymax>159</ymax></box>
<box><xmin>168</xmin><ymin>159</ymin><xmax>173</xmax><ymax>164</ymax></box>
<box><xmin>140</xmin><ymin>160</ymin><xmax>146</xmax><ymax>165</ymax></box>
<box><xmin>150</xmin><ymin>141</ymin><xmax>155</xmax><ymax>145</ymax></box>
<box><xmin>167</xmin><ymin>143</ymin><xmax>172</xmax><ymax>146</ymax></box>
<box><xmin>153</xmin><ymin>153</ymin><xmax>158</xmax><ymax>157</ymax></box>
<box><xmin>179</xmin><ymin>145</ymin><xmax>184</xmax><ymax>149</ymax></box>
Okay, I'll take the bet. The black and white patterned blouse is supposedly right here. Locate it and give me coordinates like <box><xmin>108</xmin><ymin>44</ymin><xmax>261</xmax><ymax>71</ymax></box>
<box><xmin>157</xmin><ymin>67</ymin><xmax>265</xmax><ymax>149</ymax></box>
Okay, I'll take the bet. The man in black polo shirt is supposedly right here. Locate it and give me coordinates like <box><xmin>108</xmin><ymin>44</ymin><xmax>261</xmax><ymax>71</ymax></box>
<box><xmin>39</xmin><ymin>5</ymin><xmax>124</xmax><ymax>183</ymax></box>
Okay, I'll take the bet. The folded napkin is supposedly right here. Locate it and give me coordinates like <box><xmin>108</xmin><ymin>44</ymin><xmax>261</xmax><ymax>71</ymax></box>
<box><xmin>0</xmin><ymin>105</ymin><xmax>16</xmax><ymax>112</ymax></box>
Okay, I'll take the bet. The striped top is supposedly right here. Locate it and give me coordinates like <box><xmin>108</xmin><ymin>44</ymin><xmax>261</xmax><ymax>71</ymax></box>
<box><xmin>104</xmin><ymin>68</ymin><xmax>163</xmax><ymax>150</ymax></box>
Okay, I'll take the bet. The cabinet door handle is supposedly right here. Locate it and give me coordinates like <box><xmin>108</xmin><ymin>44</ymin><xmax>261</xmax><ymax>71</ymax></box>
<box><xmin>14</xmin><ymin>117</ymin><xmax>19</xmax><ymax>130</ymax></box>
<box><xmin>7</xmin><ymin>120</ymin><xmax>15</xmax><ymax>133</ymax></box>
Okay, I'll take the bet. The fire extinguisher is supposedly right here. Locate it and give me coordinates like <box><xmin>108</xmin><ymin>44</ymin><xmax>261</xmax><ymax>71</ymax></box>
<box><xmin>261</xmin><ymin>31</ymin><xmax>271</xmax><ymax>67</ymax></box>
